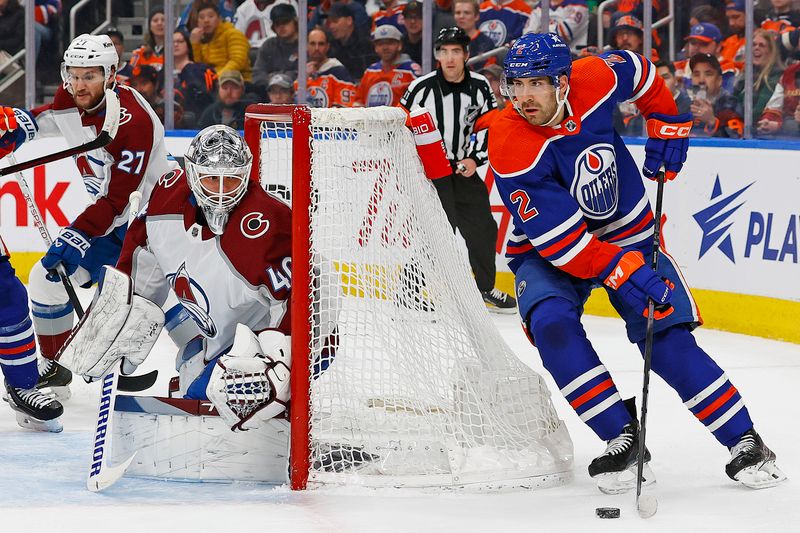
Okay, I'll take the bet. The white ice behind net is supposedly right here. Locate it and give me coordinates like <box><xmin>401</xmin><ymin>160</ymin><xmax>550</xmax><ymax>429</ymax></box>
<box><xmin>257</xmin><ymin>107</ymin><xmax>573</xmax><ymax>489</ymax></box>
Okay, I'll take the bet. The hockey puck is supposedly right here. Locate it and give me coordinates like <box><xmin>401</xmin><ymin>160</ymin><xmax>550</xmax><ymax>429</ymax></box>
<box><xmin>595</xmin><ymin>507</ymin><xmax>620</xmax><ymax>519</ymax></box>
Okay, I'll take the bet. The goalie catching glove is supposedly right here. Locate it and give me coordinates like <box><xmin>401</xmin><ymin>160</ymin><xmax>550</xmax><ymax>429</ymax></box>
<box><xmin>55</xmin><ymin>266</ymin><xmax>164</xmax><ymax>378</ymax></box>
<box><xmin>206</xmin><ymin>323</ymin><xmax>291</xmax><ymax>432</ymax></box>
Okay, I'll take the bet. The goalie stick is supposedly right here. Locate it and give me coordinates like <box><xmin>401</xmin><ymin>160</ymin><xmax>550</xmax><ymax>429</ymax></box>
<box><xmin>86</xmin><ymin>191</ymin><xmax>143</xmax><ymax>492</ymax></box>
<box><xmin>1</xmin><ymin>90</ymin><xmax>156</xmax><ymax>393</ymax></box>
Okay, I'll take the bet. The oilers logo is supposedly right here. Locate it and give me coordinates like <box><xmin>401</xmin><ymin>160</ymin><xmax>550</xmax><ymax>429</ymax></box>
<box><xmin>167</xmin><ymin>262</ymin><xmax>218</xmax><ymax>338</ymax></box>
<box><xmin>367</xmin><ymin>81</ymin><xmax>394</xmax><ymax>107</ymax></box>
<box><xmin>308</xmin><ymin>86</ymin><xmax>329</xmax><ymax>108</ymax></box>
<box><xmin>479</xmin><ymin>20</ymin><xmax>507</xmax><ymax>47</ymax></box>
<box><xmin>572</xmin><ymin>144</ymin><xmax>618</xmax><ymax>219</ymax></box>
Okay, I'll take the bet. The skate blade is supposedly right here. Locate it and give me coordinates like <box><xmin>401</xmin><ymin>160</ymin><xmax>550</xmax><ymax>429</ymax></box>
<box><xmin>15</xmin><ymin>411</ymin><xmax>63</xmax><ymax>433</ymax></box>
<box><xmin>595</xmin><ymin>463</ymin><xmax>656</xmax><ymax>495</ymax></box>
<box><xmin>485</xmin><ymin>305</ymin><xmax>517</xmax><ymax>315</ymax></box>
<box><xmin>735</xmin><ymin>461</ymin><xmax>788</xmax><ymax>489</ymax></box>
<box><xmin>37</xmin><ymin>385</ymin><xmax>71</xmax><ymax>402</ymax></box>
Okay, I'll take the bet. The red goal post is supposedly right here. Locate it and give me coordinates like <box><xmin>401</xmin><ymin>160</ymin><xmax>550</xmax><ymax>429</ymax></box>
<box><xmin>244</xmin><ymin>104</ymin><xmax>573</xmax><ymax>491</ymax></box>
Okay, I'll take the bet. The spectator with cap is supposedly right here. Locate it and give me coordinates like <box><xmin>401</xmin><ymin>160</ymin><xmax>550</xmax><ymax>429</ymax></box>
<box><xmin>328</xmin><ymin>2</ymin><xmax>378</xmax><ymax>80</ymax></box>
<box><xmin>402</xmin><ymin>1</ymin><xmax>425</xmax><ymax>66</ymax></box>
<box><xmin>252</xmin><ymin>3</ymin><xmax>299</xmax><ymax>95</ymax></box>
<box><xmin>105</xmin><ymin>28</ymin><xmax>134</xmax><ymax>86</ymax></box>
<box><xmin>354</xmin><ymin>24</ymin><xmax>421</xmax><ymax>107</ymax></box>
<box><xmin>688</xmin><ymin>53</ymin><xmax>742</xmax><ymax>138</ymax></box>
<box><xmin>453</xmin><ymin>0</ymin><xmax>496</xmax><ymax>69</ymax></box>
<box><xmin>608</xmin><ymin>13</ymin><xmax>659</xmax><ymax>59</ymax></box>
<box><xmin>198</xmin><ymin>70</ymin><xmax>253</xmax><ymax>129</ymax></box>
<box><xmin>721</xmin><ymin>0</ymin><xmax>746</xmax><ymax>67</ymax></box>
<box><xmin>190</xmin><ymin>2</ymin><xmax>253</xmax><ymax>81</ymax></box>
<box><xmin>524</xmin><ymin>0</ymin><xmax>589</xmax><ymax>55</ymax></box>
<box><xmin>234</xmin><ymin>0</ymin><xmax>298</xmax><ymax>51</ymax></box>
<box><xmin>173</xmin><ymin>28</ymin><xmax>217</xmax><ymax>128</ymax></box>
<box><xmin>303</xmin><ymin>27</ymin><xmax>356</xmax><ymax>108</ymax></box>
<box><xmin>310</xmin><ymin>0</ymin><xmax>371</xmax><ymax>34</ymax></box>
<box><xmin>267</xmin><ymin>72</ymin><xmax>296</xmax><ymax>104</ymax></box>
<box><xmin>131</xmin><ymin>7</ymin><xmax>167</xmax><ymax>71</ymax></box>
<box><xmin>675</xmin><ymin>23</ymin><xmax>737</xmax><ymax>93</ymax></box>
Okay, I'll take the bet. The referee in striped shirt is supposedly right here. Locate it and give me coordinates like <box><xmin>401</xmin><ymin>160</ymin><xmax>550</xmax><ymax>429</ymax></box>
<box><xmin>400</xmin><ymin>27</ymin><xmax>515</xmax><ymax>313</ymax></box>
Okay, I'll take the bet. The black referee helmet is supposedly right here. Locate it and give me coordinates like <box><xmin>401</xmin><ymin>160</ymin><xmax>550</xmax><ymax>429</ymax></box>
<box><xmin>434</xmin><ymin>27</ymin><xmax>470</xmax><ymax>51</ymax></box>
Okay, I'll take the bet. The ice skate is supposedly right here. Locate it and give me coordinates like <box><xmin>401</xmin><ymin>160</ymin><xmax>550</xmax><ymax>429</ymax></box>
<box><xmin>588</xmin><ymin>419</ymin><xmax>655</xmax><ymax>495</ymax></box>
<box><xmin>4</xmin><ymin>381</ymin><xmax>64</xmax><ymax>432</ymax></box>
<box><xmin>726</xmin><ymin>429</ymin><xmax>787</xmax><ymax>489</ymax></box>
<box><xmin>481</xmin><ymin>288</ymin><xmax>517</xmax><ymax>314</ymax></box>
<box><xmin>36</xmin><ymin>358</ymin><xmax>72</xmax><ymax>401</ymax></box>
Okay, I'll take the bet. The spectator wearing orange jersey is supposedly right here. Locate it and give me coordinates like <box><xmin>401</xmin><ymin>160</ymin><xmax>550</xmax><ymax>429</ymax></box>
<box><xmin>721</xmin><ymin>0</ymin><xmax>746</xmax><ymax>67</ymax></box>
<box><xmin>131</xmin><ymin>7</ymin><xmax>167</xmax><ymax>71</ymax></box>
<box><xmin>762</xmin><ymin>0</ymin><xmax>800</xmax><ymax>35</ymax></box>
<box><xmin>355</xmin><ymin>24</ymin><xmax>421</xmax><ymax>108</ymax></box>
<box><xmin>302</xmin><ymin>27</ymin><xmax>356</xmax><ymax>108</ymax></box>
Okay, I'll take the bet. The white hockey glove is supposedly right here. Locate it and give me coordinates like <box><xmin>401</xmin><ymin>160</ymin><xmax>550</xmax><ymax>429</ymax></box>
<box><xmin>207</xmin><ymin>324</ymin><xmax>291</xmax><ymax>432</ymax></box>
<box><xmin>56</xmin><ymin>266</ymin><xmax>165</xmax><ymax>379</ymax></box>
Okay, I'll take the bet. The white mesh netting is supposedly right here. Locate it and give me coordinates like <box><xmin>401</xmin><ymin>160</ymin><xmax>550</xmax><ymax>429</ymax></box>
<box><xmin>254</xmin><ymin>106</ymin><xmax>573</xmax><ymax>489</ymax></box>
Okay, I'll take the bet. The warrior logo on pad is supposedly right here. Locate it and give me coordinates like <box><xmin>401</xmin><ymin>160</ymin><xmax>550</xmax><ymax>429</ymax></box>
<box><xmin>167</xmin><ymin>262</ymin><xmax>218</xmax><ymax>338</ymax></box>
<box><xmin>572</xmin><ymin>144</ymin><xmax>618</xmax><ymax>219</ymax></box>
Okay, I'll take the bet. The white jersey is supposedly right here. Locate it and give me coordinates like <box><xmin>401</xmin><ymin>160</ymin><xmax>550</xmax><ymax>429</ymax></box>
<box><xmin>31</xmin><ymin>85</ymin><xmax>177</xmax><ymax>238</ymax></box>
<box><xmin>524</xmin><ymin>1</ymin><xmax>589</xmax><ymax>53</ymax></box>
<box><xmin>234</xmin><ymin>0</ymin><xmax>298</xmax><ymax>49</ymax></box>
<box><xmin>117</xmin><ymin>169</ymin><xmax>292</xmax><ymax>359</ymax></box>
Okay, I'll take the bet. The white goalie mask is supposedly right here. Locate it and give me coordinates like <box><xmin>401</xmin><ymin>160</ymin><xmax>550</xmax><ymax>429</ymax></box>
<box><xmin>61</xmin><ymin>34</ymin><xmax>119</xmax><ymax>99</ymax></box>
<box><xmin>185</xmin><ymin>125</ymin><xmax>253</xmax><ymax>234</ymax></box>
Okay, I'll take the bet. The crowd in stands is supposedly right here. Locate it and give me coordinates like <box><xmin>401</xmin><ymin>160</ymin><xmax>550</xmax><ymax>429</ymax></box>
<box><xmin>5</xmin><ymin>0</ymin><xmax>800</xmax><ymax>138</ymax></box>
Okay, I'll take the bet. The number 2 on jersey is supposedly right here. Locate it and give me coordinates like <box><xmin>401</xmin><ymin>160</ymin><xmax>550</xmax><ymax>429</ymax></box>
<box><xmin>510</xmin><ymin>190</ymin><xmax>539</xmax><ymax>221</ymax></box>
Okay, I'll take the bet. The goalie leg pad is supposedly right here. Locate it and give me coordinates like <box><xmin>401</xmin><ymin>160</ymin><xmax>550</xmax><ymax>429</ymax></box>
<box><xmin>206</xmin><ymin>324</ymin><xmax>291</xmax><ymax>431</ymax></box>
<box><xmin>56</xmin><ymin>267</ymin><xmax>165</xmax><ymax>378</ymax></box>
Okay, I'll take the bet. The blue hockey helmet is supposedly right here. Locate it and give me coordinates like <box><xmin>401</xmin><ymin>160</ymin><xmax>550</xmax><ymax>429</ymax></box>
<box><xmin>503</xmin><ymin>33</ymin><xmax>573</xmax><ymax>88</ymax></box>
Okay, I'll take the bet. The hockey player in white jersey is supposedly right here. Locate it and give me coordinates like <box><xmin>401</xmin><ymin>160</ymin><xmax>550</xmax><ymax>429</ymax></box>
<box><xmin>0</xmin><ymin>34</ymin><xmax>179</xmax><ymax>398</ymax></box>
<box><xmin>54</xmin><ymin>126</ymin><xmax>292</xmax><ymax>430</ymax></box>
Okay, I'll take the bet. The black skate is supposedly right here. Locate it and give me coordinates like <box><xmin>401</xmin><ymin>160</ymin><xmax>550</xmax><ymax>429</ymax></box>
<box><xmin>726</xmin><ymin>429</ymin><xmax>787</xmax><ymax>489</ymax></box>
<box><xmin>4</xmin><ymin>381</ymin><xmax>64</xmax><ymax>432</ymax></box>
<box><xmin>481</xmin><ymin>288</ymin><xmax>517</xmax><ymax>314</ymax></box>
<box><xmin>588</xmin><ymin>419</ymin><xmax>655</xmax><ymax>495</ymax></box>
<box><xmin>36</xmin><ymin>358</ymin><xmax>72</xmax><ymax>401</ymax></box>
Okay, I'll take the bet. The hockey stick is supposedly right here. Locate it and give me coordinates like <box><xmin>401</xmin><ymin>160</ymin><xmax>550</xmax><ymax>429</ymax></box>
<box><xmin>0</xmin><ymin>89</ymin><xmax>120</xmax><ymax>178</ymax></box>
<box><xmin>1</xmin><ymin>91</ymin><xmax>157</xmax><ymax>393</ymax></box>
<box><xmin>636</xmin><ymin>170</ymin><xmax>665</xmax><ymax>519</ymax></box>
<box><xmin>86</xmin><ymin>191</ymin><xmax>142</xmax><ymax>492</ymax></box>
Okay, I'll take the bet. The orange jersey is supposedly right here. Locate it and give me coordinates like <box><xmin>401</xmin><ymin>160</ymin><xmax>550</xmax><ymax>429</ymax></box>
<box><xmin>355</xmin><ymin>58</ymin><xmax>421</xmax><ymax>107</ymax></box>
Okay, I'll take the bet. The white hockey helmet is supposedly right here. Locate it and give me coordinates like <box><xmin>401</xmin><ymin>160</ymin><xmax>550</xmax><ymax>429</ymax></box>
<box><xmin>185</xmin><ymin>125</ymin><xmax>253</xmax><ymax>235</ymax></box>
<box><xmin>61</xmin><ymin>34</ymin><xmax>119</xmax><ymax>93</ymax></box>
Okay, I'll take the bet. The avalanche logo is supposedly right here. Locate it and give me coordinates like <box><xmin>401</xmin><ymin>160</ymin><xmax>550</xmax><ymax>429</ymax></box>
<box><xmin>572</xmin><ymin>144</ymin><xmax>618</xmax><ymax>219</ymax></box>
<box><xmin>367</xmin><ymin>82</ymin><xmax>394</xmax><ymax>107</ymax></box>
<box><xmin>479</xmin><ymin>20</ymin><xmax>507</xmax><ymax>47</ymax></box>
<box><xmin>693</xmin><ymin>175</ymin><xmax>753</xmax><ymax>263</ymax></box>
<box><xmin>240</xmin><ymin>211</ymin><xmax>270</xmax><ymax>239</ymax></box>
<box><xmin>158</xmin><ymin>169</ymin><xmax>182</xmax><ymax>188</ymax></box>
<box><xmin>167</xmin><ymin>262</ymin><xmax>217</xmax><ymax>337</ymax></box>
<box><xmin>308</xmin><ymin>86</ymin><xmax>329</xmax><ymax>108</ymax></box>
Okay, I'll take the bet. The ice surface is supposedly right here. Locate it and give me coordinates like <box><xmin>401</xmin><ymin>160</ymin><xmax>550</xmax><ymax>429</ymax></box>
<box><xmin>2</xmin><ymin>309</ymin><xmax>798</xmax><ymax>533</ymax></box>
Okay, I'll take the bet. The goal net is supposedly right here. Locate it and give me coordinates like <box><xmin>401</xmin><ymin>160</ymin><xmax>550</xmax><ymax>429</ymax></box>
<box><xmin>244</xmin><ymin>104</ymin><xmax>573</xmax><ymax>490</ymax></box>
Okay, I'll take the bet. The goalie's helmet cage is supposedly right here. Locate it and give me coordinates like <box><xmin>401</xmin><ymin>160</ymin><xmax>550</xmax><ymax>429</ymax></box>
<box><xmin>244</xmin><ymin>104</ymin><xmax>574</xmax><ymax>491</ymax></box>
<box><xmin>185</xmin><ymin>125</ymin><xmax>253</xmax><ymax>234</ymax></box>
<box><xmin>61</xmin><ymin>34</ymin><xmax>119</xmax><ymax>94</ymax></box>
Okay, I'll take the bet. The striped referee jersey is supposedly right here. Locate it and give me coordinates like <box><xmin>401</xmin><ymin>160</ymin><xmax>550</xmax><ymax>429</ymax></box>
<box><xmin>400</xmin><ymin>69</ymin><xmax>497</xmax><ymax>166</ymax></box>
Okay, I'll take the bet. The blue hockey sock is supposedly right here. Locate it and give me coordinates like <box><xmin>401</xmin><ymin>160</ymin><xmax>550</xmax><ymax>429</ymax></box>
<box><xmin>0</xmin><ymin>260</ymin><xmax>39</xmax><ymax>389</ymax></box>
<box><xmin>527</xmin><ymin>297</ymin><xmax>632</xmax><ymax>441</ymax></box>
<box><xmin>640</xmin><ymin>325</ymin><xmax>754</xmax><ymax>448</ymax></box>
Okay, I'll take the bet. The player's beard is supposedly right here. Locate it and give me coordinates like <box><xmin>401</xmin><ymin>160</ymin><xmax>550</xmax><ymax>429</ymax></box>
<box><xmin>517</xmin><ymin>95</ymin><xmax>559</xmax><ymax>126</ymax></box>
